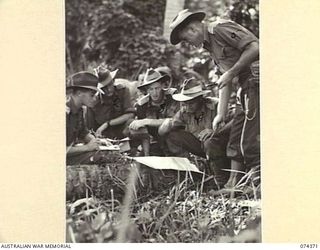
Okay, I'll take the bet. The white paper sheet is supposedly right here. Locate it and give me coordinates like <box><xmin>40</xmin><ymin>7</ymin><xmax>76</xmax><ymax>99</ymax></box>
<box><xmin>133</xmin><ymin>156</ymin><xmax>203</xmax><ymax>173</ymax></box>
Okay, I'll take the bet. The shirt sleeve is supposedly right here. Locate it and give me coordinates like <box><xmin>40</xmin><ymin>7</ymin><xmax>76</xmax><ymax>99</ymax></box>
<box><xmin>214</xmin><ymin>22</ymin><xmax>258</xmax><ymax>52</ymax></box>
<box><xmin>122</xmin><ymin>87</ymin><xmax>136</xmax><ymax>114</ymax></box>
<box><xmin>136</xmin><ymin>104</ymin><xmax>146</xmax><ymax>119</ymax></box>
<box><xmin>170</xmin><ymin>110</ymin><xmax>186</xmax><ymax>129</ymax></box>
<box><xmin>78</xmin><ymin>112</ymin><xmax>90</xmax><ymax>141</ymax></box>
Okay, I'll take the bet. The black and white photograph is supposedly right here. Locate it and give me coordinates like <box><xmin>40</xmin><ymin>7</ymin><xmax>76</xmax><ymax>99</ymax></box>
<box><xmin>65</xmin><ymin>0</ymin><xmax>261</xmax><ymax>243</ymax></box>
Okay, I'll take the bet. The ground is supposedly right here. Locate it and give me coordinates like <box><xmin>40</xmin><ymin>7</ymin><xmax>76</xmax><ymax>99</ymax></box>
<box><xmin>66</xmin><ymin>152</ymin><xmax>261</xmax><ymax>243</ymax></box>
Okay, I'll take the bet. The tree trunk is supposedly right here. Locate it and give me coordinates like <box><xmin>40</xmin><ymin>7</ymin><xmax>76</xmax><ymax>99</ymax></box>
<box><xmin>163</xmin><ymin>0</ymin><xmax>185</xmax><ymax>40</ymax></box>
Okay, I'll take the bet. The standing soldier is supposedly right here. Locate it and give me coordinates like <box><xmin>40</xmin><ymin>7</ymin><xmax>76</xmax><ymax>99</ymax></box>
<box><xmin>169</xmin><ymin>10</ymin><xmax>260</xmax><ymax>188</ymax></box>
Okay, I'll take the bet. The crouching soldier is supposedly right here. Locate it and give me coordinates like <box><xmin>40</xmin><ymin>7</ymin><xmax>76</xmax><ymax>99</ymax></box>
<box><xmin>66</xmin><ymin>71</ymin><xmax>110</xmax><ymax>165</ymax></box>
<box><xmin>159</xmin><ymin>78</ymin><xmax>232</xmax><ymax>189</ymax></box>
<box><xmin>86</xmin><ymin>65</ymin><xmax>135</xmax><ymax>139</ymax></box>
<box><xmin>129</xmin><ymin>68</ymin><xmax>179</xmax><ymax>156</ymax></box>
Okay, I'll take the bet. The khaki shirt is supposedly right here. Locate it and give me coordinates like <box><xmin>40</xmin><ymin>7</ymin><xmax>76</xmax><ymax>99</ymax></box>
<box><xmin>203</xmin><ymin>19</ymin><xmax>258</xmax><ymax>78</ymax></box>
<box><xmin>136</xmin><ymin>89</ymin><xmax>179</xmax><ymax>120</ymax></box>
<box><xmin>87</xmin><ymin>83</ymin><xmax>135</xmax><ymax>129</ymax></box>
<box><xmin>135</xmin><ymin>89</ymin><xmax>180</xmax><ymax>138</ymax></box>
<box><xmin>170</xmin><ymin>97</ymin><xmax>218</xmax><ymax>137</ymax></box>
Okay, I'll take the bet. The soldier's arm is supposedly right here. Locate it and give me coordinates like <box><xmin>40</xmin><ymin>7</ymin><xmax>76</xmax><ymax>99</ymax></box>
<box><xmin>158</xmin><ymin>111</ymin><xmax>185</xmax><ymax>136</ymax></box>
<box><xmin>222</xmin><ymin>41</ymin><xmax>259</xmax><ymax>82</ymax></box>
<box><xmin>66</xmin><ymin>137</ymin><xmax>99</xmax><ymax>156</ymax></box>
<box><xmin>217</xmin><ymin>82</ymin><xmax>232</xmax><ymax>119</ymax></box>
<box><xmin>67</xmin><ymin>145</ymin><xmax>91</xmax><ymax>156</ymax></box>
<box><xmin>109</xmin><ymin>113</ymin><xmax>135</xmax><ymax>126</ymax></box>
<box><xmin>142</xmin><ymin>118</ymin><xmax>166</xmax><ymax>127</ymax></box>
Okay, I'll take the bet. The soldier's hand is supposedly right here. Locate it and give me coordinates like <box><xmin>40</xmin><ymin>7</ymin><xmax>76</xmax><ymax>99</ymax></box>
<box><xmin>129</xmin><ymin>120</ymin><xmax>147</xmax><ymax>130</ymax></box>
<box><xmin>198</xmin><ymin>128</ymin><xmax>214</xmax><ymax>142</ymax></box>
<box><xmin>96</xmin><ymin>123</ymin><xmax>108</xmax><ymax>137</ymax></box>
<box><xmin>212</xmin><ymin>114</ymin><xmax>225</xmax><ymax>134</ymax></box>
<box><xmin>86</xmin><ymin>138</ymin><xmax>100</xmax><ymax>151</ymax></box>
<box><xmin>216</xmin><ymin>70</ymin><xmax>235</xmax><ymax>90</ymax></box>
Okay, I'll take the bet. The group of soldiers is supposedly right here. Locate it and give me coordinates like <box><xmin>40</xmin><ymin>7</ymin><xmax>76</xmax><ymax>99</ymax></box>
<box><xmin>66</xmin><ymin>9</ymin><xmax>260</xmax><ymax>189</ymax></box>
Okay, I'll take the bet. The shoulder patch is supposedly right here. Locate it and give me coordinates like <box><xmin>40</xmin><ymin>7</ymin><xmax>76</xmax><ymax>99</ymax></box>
<box><xmin>136</xmin><ymin>94</ymin><xmax>150</xmax><ymax>106</ymax></box>
<box><xmin>207</xmin><ymin>19</ymin><xmax>233</xmax><ymax>34</ymax></box>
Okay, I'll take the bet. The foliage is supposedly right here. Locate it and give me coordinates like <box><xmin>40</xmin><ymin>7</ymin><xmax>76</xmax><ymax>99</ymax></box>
<box><xmin>66</xmin><ymin>158</ymin><xmax>261</xmax><ymax>243</ymax></box>
<box><xmin>185</xmin><ymin>0</ymin><xmax>259</xmax><ymax>36</ymax></box>
<box><xmin>65</xmin><ymin>1</ymin><xmax>261</xmax><ymax>242</ymax></box>
<box><xmin>66</xmin><ymin>0</ymin><xmax>176</xmax><ymax>79</ymax></box>
<box><xmin>66</xmin><ymin>0</ymin><xmax>259</xmax><ymax>81</ymax></box>
<box><xmin>66</xmin><ymin>176</ymin><xmax>261</xmax><ymax>243</ymax></box>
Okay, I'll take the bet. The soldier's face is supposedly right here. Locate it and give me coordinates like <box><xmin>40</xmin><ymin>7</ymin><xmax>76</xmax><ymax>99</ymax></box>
<box><xmin>147</xmin><ymin>81</ymin><xmax>164</xmax><ymax>103</ymax></box>
<box><xmin>182</xmin><ymin>98</ymin><xmax>201</xmax><ymax>113</ymax></box>
<box><xmin>179</xmin><ymin>22</ymin><xmax>204</xmax><ymax>48</ymax></box>
<box><xmin>81</xmin><ymin>90</ymin><xmax>97</xmax><ymax>108</ymax></box>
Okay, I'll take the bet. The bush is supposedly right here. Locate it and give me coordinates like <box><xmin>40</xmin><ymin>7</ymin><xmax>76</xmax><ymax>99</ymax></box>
<box><xmin>66</xmin><ymin>0</ymin><xmax>176</xmax><ymax>79</ymax></box>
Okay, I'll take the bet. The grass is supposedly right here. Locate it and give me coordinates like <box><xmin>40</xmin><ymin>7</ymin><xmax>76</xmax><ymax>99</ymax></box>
<box><xmin>66</xmin><ymin>153</ymin><xmax>261</xmax><ymax>243</ymax></box>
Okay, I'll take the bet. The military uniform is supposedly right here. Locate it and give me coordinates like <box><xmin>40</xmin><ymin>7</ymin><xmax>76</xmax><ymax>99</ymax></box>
<box><xmin>133</xmin><ymin>88</ymin><xmax>180</xmax><ymax>155</ymax></box>
<box><xmin>66</xmin><ymin>97</ymin><xmax>89</xmax><ymax>147</ymax></box>
<box><xmin>66</xmin><ymin>97</ymin><xmax>107</xmax><ymax>165</ymax></box>
<box><xmin>203</xmin><ymin>19</ymin><xmax>260</xmax><ymax>169</ymax></box>
<box><xmin>165</xmin><ymin>97</ymin><xmax>231</xmax><ymax>186</ymax></box>
<box><xmin>86</xmin><ymin>82</ymin><xmax>135</xmax><ymax>139</ymax></box>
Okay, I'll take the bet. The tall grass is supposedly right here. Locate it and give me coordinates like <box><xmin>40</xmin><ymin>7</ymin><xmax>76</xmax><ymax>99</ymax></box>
<box><xmin>66</xmin><ymin>157</ymin><xmax>261</xmax><ymax>243</ymax></box>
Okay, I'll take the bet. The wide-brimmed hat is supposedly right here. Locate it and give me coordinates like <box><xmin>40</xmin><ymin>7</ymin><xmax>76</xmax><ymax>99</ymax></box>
<box><xmin>93</xmin><ymin>65</ymin><xmax>119</xmax><ymax>95</ymax></box>
<box><xmin>172</xmin><ymin>78</ymin><xmax>211</xmax><ymax>102</ymax></box>
<box><xmin>155</xmin><ymin>66</ymin><xmax>173</xmax><ymax>89</ymax></box>
<box><xmin>66</xmin><ymin>71</ymin><xmax>102</xmax><ymax>93</ymax></box>
<box><xmin>169</xmin><ymin>9</ymin><xmax>206</xmax><ymax>45</ymax></box>
<box><xmin>155</xmin><ymin>66</ymin><xmax>172</xmax><ymax>77</ymax></box>
<box><xmin>137</xmin><ymin>68</ymin><xmax>171</xmax><ymax>89</ymax></box>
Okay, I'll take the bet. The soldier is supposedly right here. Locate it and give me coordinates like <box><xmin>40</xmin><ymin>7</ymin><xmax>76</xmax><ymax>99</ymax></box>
<box><xmin>129</xmin><ymin>68</ymin><xmax>179</xmax><ymax>156</ymax></box>
<box><xmin>86</xmin><ymin>65</ymin><xmax>135</xmax><ymax>139</ymax></box>
<box><xmin>169</xmin><ymin>9</ymin><xmax>260</xmax><ymax>188</ymax></box>
<box><xmin>66</xmin><ymin>71</ymin><xmax>110</xmax><ymax>165</ymax></box>
<box><xmin>159</xmin><ymin>78</ymin><xmax>232</xmax><ymax>189</ymax></box>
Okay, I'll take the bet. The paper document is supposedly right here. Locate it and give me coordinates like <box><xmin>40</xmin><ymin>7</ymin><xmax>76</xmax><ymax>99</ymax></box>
<box><xmin>133</xmin><ymin>156</ymin><xmax>203</xmax><ymax>173</ymax></box>
<box><xmin>99</xmin><ymin>145</ymin><xmax>120</xmax><ymax>151</ymax></box>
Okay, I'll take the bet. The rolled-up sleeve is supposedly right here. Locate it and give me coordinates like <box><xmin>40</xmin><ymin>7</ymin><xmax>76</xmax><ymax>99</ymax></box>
<box><xmin>136</xmin><ymin>104</ymin><xmax>146</xmax><ymax>119</ymax></box>
<box><xmin>123</xmin><ymin>87</ymin><xmax>136</xmax><ymax>114</ymax></box>
<box><xmin>171</xmin><ymin>111</ymin><xmax>186</xmax><ymax>129</ymax></box>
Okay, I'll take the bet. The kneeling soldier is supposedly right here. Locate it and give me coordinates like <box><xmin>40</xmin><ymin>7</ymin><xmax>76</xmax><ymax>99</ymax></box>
<box><xmin>129</xmin><ymin>68</ymin><xmax>179</xmax><ymax>156</ymax></box>
<box><xmin>66</xmin><ymin>71</ymin><xmax>109</xmax><ymax>165</ymax></box>
<box><xmin>159</xmin><ymin>78</ymin><xmax>232</xmax><ymax>189</ymax></box>
<box><xmin>86</xmin><ymin>65</ymin><xmax>135</xmax><ymax>139</ymax></box>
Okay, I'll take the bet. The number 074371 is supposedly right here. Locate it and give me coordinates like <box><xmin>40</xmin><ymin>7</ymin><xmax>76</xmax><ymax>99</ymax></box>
<box><xmin>300</xmin><ymin>244</ymin><xmax>318</xmax><ymax>248</ymax></box>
